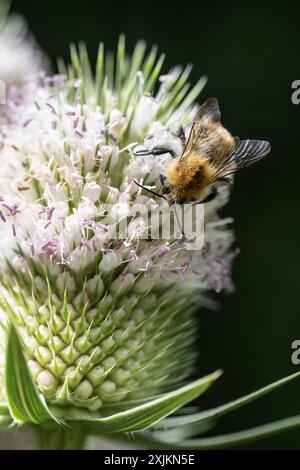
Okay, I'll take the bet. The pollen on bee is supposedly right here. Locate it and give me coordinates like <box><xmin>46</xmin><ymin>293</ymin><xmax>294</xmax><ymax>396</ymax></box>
<box><xmin>166</xmin><ymin>154</ymin><xmax>217</xmax><ymax>202</ymax></box>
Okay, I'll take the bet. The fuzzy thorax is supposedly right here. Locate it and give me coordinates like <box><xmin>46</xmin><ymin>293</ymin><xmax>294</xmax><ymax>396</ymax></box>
<box><xmin>166</xmin><ymin>153</ymin><xmax>217</xmax><ymax>203</ymax></box>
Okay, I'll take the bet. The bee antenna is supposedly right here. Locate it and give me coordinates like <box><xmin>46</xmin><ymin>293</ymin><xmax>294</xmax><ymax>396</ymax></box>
<box><xmin>133</xmin><ymin>179</ymin><xmax>167</xmax><ymax>200</ymax></box>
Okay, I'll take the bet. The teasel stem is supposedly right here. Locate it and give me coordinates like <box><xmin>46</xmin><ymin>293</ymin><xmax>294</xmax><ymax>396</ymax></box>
<box><xmin>36</xmin><ymin>424</ymin><xmax>87</xmax><ymax>450</ymax></box>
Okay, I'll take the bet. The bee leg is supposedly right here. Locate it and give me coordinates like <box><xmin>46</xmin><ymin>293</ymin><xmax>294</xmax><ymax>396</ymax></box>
<box><xmin>160</xmin><ymin>174</ymin><xmax>171</xmax><ymax>195</ymax></box>
<box><xmin>134</xmin><ymin>147</ymin><xmax>176</xmax><ymax>158</ymax></box>
<box><xmin>195</xmin><ymin>187</ymin><xmax>218</xmax><ymax>204</ymax></box>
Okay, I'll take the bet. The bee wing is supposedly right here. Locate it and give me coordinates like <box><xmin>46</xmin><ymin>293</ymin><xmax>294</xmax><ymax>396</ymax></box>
<box><xmin>233</xmin><ymin>139</ymin><xmax>271</xmax><ymax>166</ymax></box>
<box><xmin>181</xmin><ymin>97</ymin><xmax>221</xmax><ymax>156</ymax></box>
<box><xmin>217</xmin><ymin>139</ymin><xmax>271</xmax><ymax>177</ymax></box>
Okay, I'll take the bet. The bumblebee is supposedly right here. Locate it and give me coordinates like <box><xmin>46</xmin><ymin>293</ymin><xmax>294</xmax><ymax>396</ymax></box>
<box><xmin>134</xmin><ymin>98</ymin><xmax>270</xmax><ymax>204</ymax></box>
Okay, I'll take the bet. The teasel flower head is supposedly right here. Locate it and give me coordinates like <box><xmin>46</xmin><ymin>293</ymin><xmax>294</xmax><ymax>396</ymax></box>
<box><xmin>0</xmin><ymin>37</ymin><xmax>297</xmax><ymax>450</ymax></box>
<box><xmin>0</xmin><ymin>0</ymin><xmax>48</xmax><ymax>92</ymax></box>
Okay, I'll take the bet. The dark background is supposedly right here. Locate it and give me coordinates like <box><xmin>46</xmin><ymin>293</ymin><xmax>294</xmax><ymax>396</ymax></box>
<box><xmin>11</xmin><ymin>0</ymin><xmax>300</xmax><ymax>449</ymax></box>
